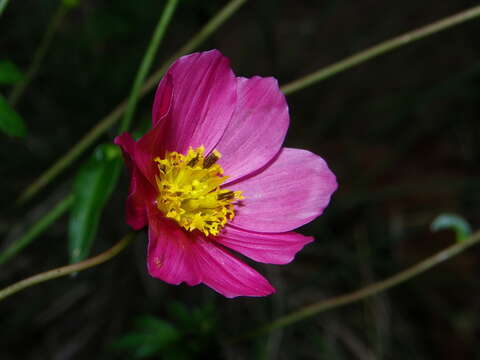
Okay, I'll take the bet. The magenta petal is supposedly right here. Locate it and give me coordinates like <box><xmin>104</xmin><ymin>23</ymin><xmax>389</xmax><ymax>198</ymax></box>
<box><xmin>217</xmin><ymin>76</ymin><xmax>289</xmax><ymax>183</ymax></box>
<box><xmin>156</xmin><ymin>50</ymin><xmax>237</xmax><ymax>154</ymax></box>
<box><xmin>134</xmin><ymin>122</ymin><xmax>166</xmax><ymax>186</ymax></box>
<box><xmin>216</xmin><ymin>225</ymin><xmax>313</xmax><ymax>265</ymax></box>
<box><xmin>229</xmin><ymin>148</ymin><xmax>338</xmax><ymax>233</ymax></box>
<box><xmin>152</xmin><ymin>74</ymin><xmax>173</xmax><ymax>126</ymax></box>
<box><xmin>125</xmin><ymin>165</ymin><xmax>155</xmax><ymax>230</ymax></box>
<box><xmin>147</xmin><ymin>213</ymin><xmax>202</xmax><ymax>286</ymax></box>
<box><xmin>114</xmin><ymin>132</ymin><xmax>136</xmax><ymax>169</ymax></box>
<box><xmin>193</xmin><ymin>235</ymin><xmax>275</xmax><ymax>298</ymax></box>
<box><xmin>115</xmin><ymin>133</ymin><xmax>155</xmax><ymax>229</ymax></box>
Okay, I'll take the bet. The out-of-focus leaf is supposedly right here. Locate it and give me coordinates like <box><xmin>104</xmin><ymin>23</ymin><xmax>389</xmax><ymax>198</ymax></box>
<box><xmin>68</xmin><ymin>144</ymin><xmax>121</xmax><ymax>263</ymax></box>
<box><xmin>0</xmin><ymin>60</ymin><xmax>23</xmax><ymax>84</ymax></box>
<box><xmin>166</xmin><ymin>301</ymin><xmax>193</xmax><ymax>328</ymax></box>
<box><xmin>0</xmin><ymin>94</ymin><xmax>26</xmax><ymax>137</ymax></box>
<box><xmin>110</xmin><ymin>315</ymin><xmax>180</xmax><ymax>359</ymax></box>
<box><xmin>62</xmin><ymin>0</ymin><xmax>80</xmax><ymax>8</ymax></box>
<box><xmin>431</xmin><ymin>213</ymin><xmax>472</xmax><ymax>242</ymax></box>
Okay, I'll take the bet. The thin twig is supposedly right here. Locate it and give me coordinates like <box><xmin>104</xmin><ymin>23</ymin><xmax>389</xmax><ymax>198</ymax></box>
<box><xmin>231</xmin><ymin>229</ymin><xmax>480</xmax><ymax>343</ymax></box>
<box><xmin>0</xmin><ymin>232</ymin><xmax>136</xmax><ymax>302</ymax></box>
<box><xmin>280</xmin><ymin>4</ymin><xmax>480</xmax><ymax>95</ymax></box>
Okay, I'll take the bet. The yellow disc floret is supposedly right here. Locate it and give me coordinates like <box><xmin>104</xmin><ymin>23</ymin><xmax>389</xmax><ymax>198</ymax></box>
<box><xmin>154</xmin><ymin>146</ymin><xmax>243</xmax><ymax>236</ymax></box>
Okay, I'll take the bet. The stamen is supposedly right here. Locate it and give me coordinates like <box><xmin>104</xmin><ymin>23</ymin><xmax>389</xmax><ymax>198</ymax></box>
<box><xmin>153</xmin><ymin>147</ymin><xmax>242</xmax><ymax>236</ymax></box>
<box><xmin>218</xmin><ymin>191</ymin><xmax>234</xmax><ymax>200</ymax></box>
<box><xmin>187</xmin><ymin>153</ymin><xmax>200</xmax><ymax>167</ymax></box>
<box><xmin>203</xmin><ymin>150</ymin><xmax>221</xmax><ymax>169</ymax></box>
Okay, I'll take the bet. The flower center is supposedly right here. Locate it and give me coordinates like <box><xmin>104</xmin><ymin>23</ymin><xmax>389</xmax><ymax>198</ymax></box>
<box><xmin>154</xmin><ymin>146</ymin><xmax>243</xmax><ymax>236</ymax></box>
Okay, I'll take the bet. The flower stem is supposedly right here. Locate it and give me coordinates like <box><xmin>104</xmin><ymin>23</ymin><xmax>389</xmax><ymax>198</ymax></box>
<box><xmin>120</xmin><ymin>0</ymin><xmax>179</xmax><ymax>133</ymax></box>
<box><xmin>232</xmin><ymin>229</ymin><xmax>480</xmax><ymax>343</ymax></box>
<box><xmin>15</xmin><ymin>0</ymin><xmax>247</xmax><ymax>206</ymax></box>
<box><xmin>8</xmin><ymin>1</ymin><xmax>70</xmax><ymax>106</ymax></box>
<box><xmin>0</xmin><ymin>194</ymin><xmax>74</xmax><ymax>266</ymax></box>
<box><xmin>280</xmin><ymin>4</ymin><xmax>480</xmax><ymax>95</ymax></box>
<box><xmin>0</xmin><ymin>232</ymin><xmax>135</xmax><ymax>302</ymax></box>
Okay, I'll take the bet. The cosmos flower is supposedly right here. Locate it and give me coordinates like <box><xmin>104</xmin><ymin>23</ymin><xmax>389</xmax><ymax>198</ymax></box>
<box><xmin>115</xmin><ymin>50</ymin><xmax>337</xmax><ymax>298</ymax></box>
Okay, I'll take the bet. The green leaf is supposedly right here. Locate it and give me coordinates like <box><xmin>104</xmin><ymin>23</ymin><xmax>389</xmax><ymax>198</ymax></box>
<box><xmin>0</xmin><ymin>60</ymin><xmax>23</xmax><ymax>84</ymax></box>
<box><xmin>0</xmin><ymin>94</ymin><xmax>26</xmax><ymax>137</ymax></box>
<box><xmin>431</xmin><ymin>213</ymin><xmax>472</xmax><ymax>242</ymax></box>
<box><xmin>166</xmin><ymin>301</ymin><xmax>193</xmax><ymax>328</ymax></box>
<box><xmin>68</xmin><ymin>144</ymin><xmax>121</xmax><ymax>263</ymax></box>
<box><xmin>62</xmin><ymin>0</ymin><xmax>80</xmax><ymax>8</ymax></box>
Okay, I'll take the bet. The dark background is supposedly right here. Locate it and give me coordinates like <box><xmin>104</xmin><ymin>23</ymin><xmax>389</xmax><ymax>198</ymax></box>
<box><xmin>1</xmin><ymin>0</ymin><xmax>480</xmax><ymax>359</ymax></box>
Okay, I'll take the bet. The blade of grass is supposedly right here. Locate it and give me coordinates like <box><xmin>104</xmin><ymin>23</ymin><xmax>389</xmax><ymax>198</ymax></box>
<box><xmin>120</xmin><ymin>0</ymin><xmax>179</xmax><ymax>133</ymax></box>
<box><xmin>16</xmin><ymin>0</ymin><xmax>248</xmax><ymax>206</ymax></box>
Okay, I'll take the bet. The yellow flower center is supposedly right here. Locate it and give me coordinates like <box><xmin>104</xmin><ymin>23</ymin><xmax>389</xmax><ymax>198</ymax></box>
<box><xmin>154</xmin><ymin>146</ymin><xmax>243</xmax><ymax>236</ymax></box>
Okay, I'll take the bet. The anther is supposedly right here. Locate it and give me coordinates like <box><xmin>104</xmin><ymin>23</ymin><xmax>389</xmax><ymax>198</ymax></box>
<box><xmin>187</xmin><ymin>154</ymin><xmax>200</xmax><ymax>167</ymax></box>
<box><xmin>218</xmin><ymin>191</ymin><xmax>234</xmax><ymax>200</ymax></box>
<box><xmin>203</xmin><ymin>150</ymin><xmax>220</xmax><ymax>168</ymax></box>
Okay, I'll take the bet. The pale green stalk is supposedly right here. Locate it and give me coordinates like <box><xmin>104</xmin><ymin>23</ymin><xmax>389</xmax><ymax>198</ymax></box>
<box><xmin>0</xmin><ymin>233</ymin><xmax>135</xmax><ymax>302</ymax></box>
<box><xmin>280</xmin><ymin>4</ymin><xmax>480</xmax><ymax>95</ymax></box>
<box><xmin>232</xmin><ymin>229</ymin><xmax>480</xmax><ymax>343</ymax></box>
<box><xmin>0</xmin><ymin>195</ymin><xmax>74</xmax><ymax>265</ymax></box>
<box><xmin>120</xmin><ymin>0</ymin><xmax>179</xmax><ymax>133</ymax></box>
<box><xmin>16</xmin><ymin>0</ymin><xmax>248</xmax><ymax>206</ymax></box>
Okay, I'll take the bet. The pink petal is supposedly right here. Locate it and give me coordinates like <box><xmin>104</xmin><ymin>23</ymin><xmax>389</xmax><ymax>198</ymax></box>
<box><xmin>155</xmin><ymin>50</ymin><xmax>237</xmax><ymax>154</ymax></box>
<box><xmin>134</xmin><ymin>121</ymin><xmax>166</xmax><ymax>186</ymax></box>
<box><xmin>152</xmin><ymin>74</ymin><xmax>173</xmax><ymax>126</ymax></box>
<box><xmin>147</xmin><ymin>211</ymin><xmax>202</xmax><ymax>286</ymax></box>
<box><xmin>216</xmin><ymin>225</ymin><xmax>313</xmax><ymax>265</ymax></box>
<box><xmin>229</xmin><ymin>148</ymin><xmax>337</xmax><ymax>233</ymax></box>
<box><xmin>125</xmin><ymin>166</ymin><xmax>155</xmax><ymax>230</ymax></box>
<box><xmin>217</xmin><ymin>76</ymin><xmax>289</xmax><ymax>183</ymax></box>
<box><xmin>193</xmin><ymin>235</ymin><xmax>275</xmax><ymax>298</ymax></box>
<box><xmin>115</xmin><ymin>133</ymin><xmax>155</xmax><ymax>229</ymax></box>
<box><xmin>114</xmin><ymin>132</ymin><xmax>136</xmax><ymax>169</ymax></box>
<box><xmin>146</xmin><ymin>209</ymin><xmax>274</xmax><ymax>297</ymax></box>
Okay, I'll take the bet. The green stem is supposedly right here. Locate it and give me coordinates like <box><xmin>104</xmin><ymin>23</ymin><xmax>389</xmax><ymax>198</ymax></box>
<box><xmin>120</xmin><ymin>0</ymin><xmax>179</xmax><ymax>133</ymax></box>
<box><xmin>280</xmin><ymin>4</ymin><xmax>480</xmax><ymax>95</ymax></box>
<box><xmin>0</xmin><ymin>194</ymin><xmax>74</xmax><ymax>265</ymax></box>
<box><xmin>16</xmin><ymin>0</ymin><xmax>247</xmax><ymax>206</ymax></box>
<box><xmin>0</xmin><ymin>0</ymin><xmax>9</xmax><ymax>17</ymax></box>
<box><xmin>233</xmin><ymin>229</ymin><xmax>480</xmax><ymax>343</ymax></box>
<box><xmin>8</xmin><ymin>1</ymin><xmax>69</xmax><ymax>106</ymax></box>
<box><xmin>0</xmin><ymin>232</ymin><xmax>135</xmax><ymax>302</ymax></box>
<box><xmin>140</xmin><ymin>0</ymin><xmax>248</xmax><ymax>94</ymax></box>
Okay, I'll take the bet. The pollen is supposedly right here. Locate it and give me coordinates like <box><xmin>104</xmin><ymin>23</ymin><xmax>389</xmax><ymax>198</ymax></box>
<box><xmin>154</xmin><ymin>146</ymin><xmax>243</xmax><ymax>236</ymax></box>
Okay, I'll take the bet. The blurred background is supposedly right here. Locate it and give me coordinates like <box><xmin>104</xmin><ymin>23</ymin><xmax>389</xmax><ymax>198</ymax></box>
<box><xmin>1</xmin><ymin>0</ymin><xmax>480</xmax><ymax>359</ymax></box>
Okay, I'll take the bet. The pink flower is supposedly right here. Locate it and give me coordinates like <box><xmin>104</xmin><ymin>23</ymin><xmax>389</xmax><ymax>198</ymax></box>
<box><xmin>115</xmin><ymin>50</ymin><xmax>337</xmax><ymax>298</ymax></box>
